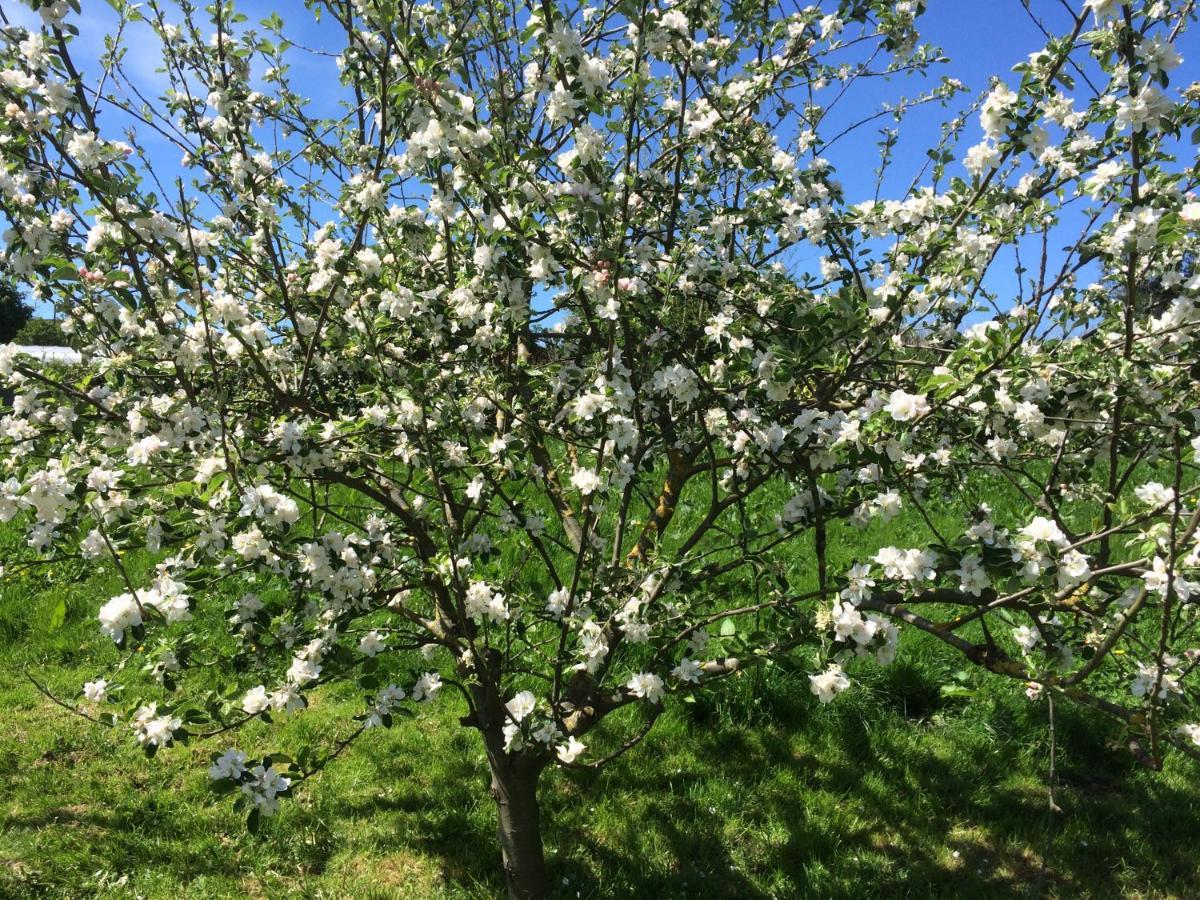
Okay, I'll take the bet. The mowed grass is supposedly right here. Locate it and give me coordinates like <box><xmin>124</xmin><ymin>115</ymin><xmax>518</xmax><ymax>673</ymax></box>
<box><xmin>2</xmin><ymin>500</ymin><xmax>1200</xmax><ymax>899</ymax></box>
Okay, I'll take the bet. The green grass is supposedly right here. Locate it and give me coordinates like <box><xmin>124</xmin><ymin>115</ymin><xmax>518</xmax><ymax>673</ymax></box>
<box><xmin>3</xmin><ymin>510</ymin><xmax>1200</xmax><ymax>898</ymax></box>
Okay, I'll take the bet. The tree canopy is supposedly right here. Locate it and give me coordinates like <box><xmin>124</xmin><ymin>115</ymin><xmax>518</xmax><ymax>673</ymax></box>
<box><xmin>1</xmin><ymin>0</ymin><xmax>1199</xmax><ymax>896</ymax></box>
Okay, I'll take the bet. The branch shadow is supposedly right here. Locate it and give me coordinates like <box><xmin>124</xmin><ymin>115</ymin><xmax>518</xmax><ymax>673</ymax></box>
<box><xmin>5</xmin><ymin>667</ymin><xmax>1200</xmax><ymax>899</ymax></box>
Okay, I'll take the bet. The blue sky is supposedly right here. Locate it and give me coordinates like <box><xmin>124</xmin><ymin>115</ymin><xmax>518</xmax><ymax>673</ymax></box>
<box><xmin>830</xmin><ymin>0</ymin><xmax>1062</xmax><ymax>200</ymax></box>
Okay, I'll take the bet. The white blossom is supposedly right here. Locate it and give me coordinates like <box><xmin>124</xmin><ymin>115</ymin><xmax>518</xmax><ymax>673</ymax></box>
<box><xmin>626</xmin><ymin>672</ymin><xmax>665</xmax><ymax>704</ymax></box>
<box><xmin>809</xmin><ymin>664</ymin><xmax>850</xmax><ymax>704</ymax></box>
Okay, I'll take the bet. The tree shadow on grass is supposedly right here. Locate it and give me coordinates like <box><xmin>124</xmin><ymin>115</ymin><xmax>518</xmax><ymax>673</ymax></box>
<box><xmin>6</xmin><ymin>675</ymin><xmax>1200</xmax><ymax>899</ymax></box>
<box><xmin>316</xmin><ymin>749</ymin><xmax>498</xmax><ymax>890</ymax></box>
<box><xmin>542</xmin><ymin>679</ymin><xmax>1200</xmax><ymax>900</ymax></box>
<box><xmin>331</xmin><ymin>681</ymin><xmax>1200</xmax><ymax>900</ymax></box>
<box><xmin>2</xmin><ymin>800</ymin><xmax>256</xmax><ymax>892</ymax></box>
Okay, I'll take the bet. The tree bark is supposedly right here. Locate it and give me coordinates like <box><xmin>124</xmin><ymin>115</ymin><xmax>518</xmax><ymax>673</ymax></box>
<box><xmin>487</xmin><ymin>751</ymin><xmax>549</xmax><ymax>900</ymax></box>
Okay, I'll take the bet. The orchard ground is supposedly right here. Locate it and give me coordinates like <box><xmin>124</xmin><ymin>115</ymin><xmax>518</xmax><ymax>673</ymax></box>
<box><xmin>2</xmin><ymin>496</ymin><xmax>1199</xmax><ymax>900</ymax></box>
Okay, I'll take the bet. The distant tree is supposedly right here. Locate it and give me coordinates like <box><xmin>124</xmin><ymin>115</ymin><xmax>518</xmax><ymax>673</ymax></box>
<box><xmin>13</xmin><ymin>317</ymin><xmax>73</xmax><ymax>348</ymax></box>
<box><xmin>0</xmin><ymin>276</ymin><xmax>32</xmax><ymax>344</ymax></box>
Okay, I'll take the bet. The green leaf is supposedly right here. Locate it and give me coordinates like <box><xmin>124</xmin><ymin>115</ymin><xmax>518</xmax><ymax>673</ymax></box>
<box><xmin>47</xmin><ymin>597</ymin><xmax>67</xmax><ymax>631</ymax></box>
<box><xmin>939</xmin><ymin>685</ymin><xmax>976</xmax><ymax>699</ymax></box>
<box><xmin>390</xmin><ymin>82</ymin><xmax>415</xmax><ymax>106</ymax></box>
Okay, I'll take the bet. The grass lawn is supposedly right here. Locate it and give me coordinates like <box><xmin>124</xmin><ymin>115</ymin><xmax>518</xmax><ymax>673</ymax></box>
<box><xmin>2</xmin><ymin>515</ymin><xmax>1199</xmax><ymax>898</ymax></box>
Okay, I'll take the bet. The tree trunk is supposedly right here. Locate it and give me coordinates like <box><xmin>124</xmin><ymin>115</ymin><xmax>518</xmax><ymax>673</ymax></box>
<box><xmin>487</xmin><ymin>751</ymin><xmax>549</xmax><ymax>900</ymax></box>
